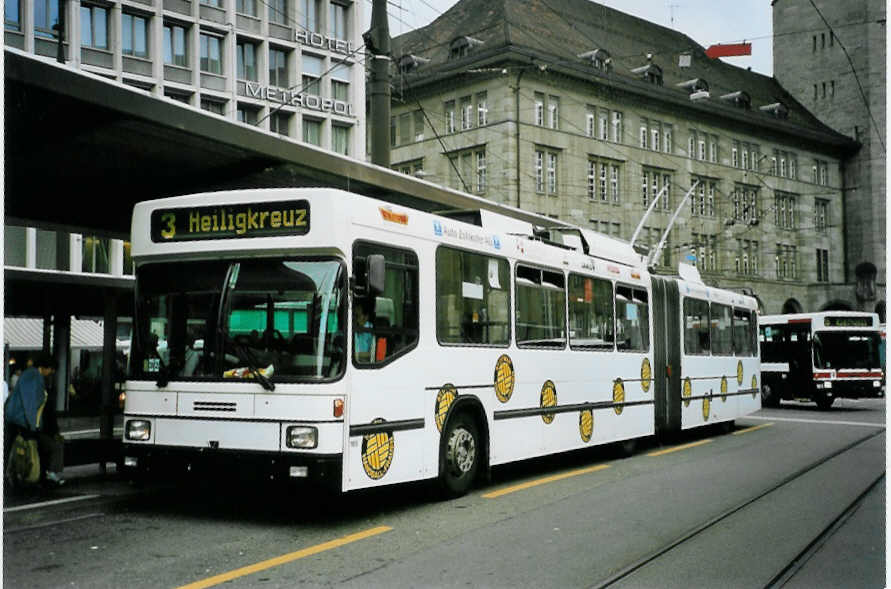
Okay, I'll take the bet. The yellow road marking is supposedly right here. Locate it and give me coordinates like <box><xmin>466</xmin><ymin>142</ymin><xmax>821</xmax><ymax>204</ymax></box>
<box><xmin>733</xmin><ymin>422</ymin><xmax>774</xmax><ymax>435</ymax></box>
<box><xmin>176</xmin><ymin>526</ymin><xmax>392</xmax><ymax>589</ymax></box>
<box><xmin>646</xmin><ymin>439</ymin><xmax>712</xmax><ymax>457</ymax></box>
<box><xmin>482</xmin><ymin>464</ymin><xmax>610</xmax><ymax>499</ymax></box>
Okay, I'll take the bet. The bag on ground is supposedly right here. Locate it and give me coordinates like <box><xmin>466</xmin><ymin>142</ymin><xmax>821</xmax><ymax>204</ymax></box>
<box><xmin>7</xmin><ymin>433</ymin><xmax>41</xmax><ymax>484</ymax></box>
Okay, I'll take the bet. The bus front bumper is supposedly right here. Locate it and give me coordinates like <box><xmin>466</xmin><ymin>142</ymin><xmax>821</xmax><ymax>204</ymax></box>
<box><xmin>122</xmin><ymin>444</ymin><xmax>342</xmax><ymax>488</ymax></box>
<box><xmin>816</xmin><ymin>379</ymin><xmax>885</xmax><ymax>399</ymax></box>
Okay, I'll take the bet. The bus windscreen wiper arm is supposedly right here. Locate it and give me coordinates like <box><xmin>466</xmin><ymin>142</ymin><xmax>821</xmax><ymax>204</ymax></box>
<box><xmin>231</xmin><ymin>342</ymin><xmax>276</xmax><ymax>391</ymax></box>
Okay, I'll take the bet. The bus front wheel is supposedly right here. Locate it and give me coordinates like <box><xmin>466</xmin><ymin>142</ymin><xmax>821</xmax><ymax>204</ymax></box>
<box><xmin>815</xmin><ymin>393</ymin><xmax>835</xmax><ymax>410</ymax></box>
<box><xmin>439</xmin><ymin>413</ymin><xmax>480</xmax><ymax>498</ymax></box>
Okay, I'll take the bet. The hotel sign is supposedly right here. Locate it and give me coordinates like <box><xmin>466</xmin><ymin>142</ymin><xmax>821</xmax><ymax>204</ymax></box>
<box><xmin>295</xmin><ymin>30</ymin><xmax>355</xmax><ymax>55</ymax></box>
<box><xmin>244</xmin><ymin>82</ymin><xmax>356</xmax><ymax>117</ymax></box>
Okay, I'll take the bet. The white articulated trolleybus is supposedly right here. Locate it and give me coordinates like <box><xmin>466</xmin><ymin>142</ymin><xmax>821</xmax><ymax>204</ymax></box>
<box><xmin>759</xmin><ymin>311</ymin><xmax>884</xmax><ymax>409</ymax></box>
<box><xmin>122</xmin><ymin>188</ymin><xmax>760</xmax><ymax>496</ymax></box>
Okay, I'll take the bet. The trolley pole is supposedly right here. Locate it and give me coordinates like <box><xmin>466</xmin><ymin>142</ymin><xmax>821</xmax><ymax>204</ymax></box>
<box><xmin>364</xmin><ymin>0</ymin><xmax>391</xmax><ymax>167</ymax></box>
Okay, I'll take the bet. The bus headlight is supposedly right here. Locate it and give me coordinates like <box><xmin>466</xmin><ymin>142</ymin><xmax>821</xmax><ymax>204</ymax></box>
<box><xmin>873</xmin><ymin>380</ymin><xmax>881</xmax><ymax>388</ymax></box>
<box><xmin>286</xmin><ymin>426</ymin><xmax>318</xmax><ymax>449</ymax></box>
<box><xmin>126</xmin><ymin>419</ymin><xmax>151</xmax><ymax>441</ymax></box>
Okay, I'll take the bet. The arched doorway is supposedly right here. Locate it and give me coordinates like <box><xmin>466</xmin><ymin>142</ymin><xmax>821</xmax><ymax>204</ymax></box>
<box><xmin>820</xmin><ymin>300</ymin><xmax>854</xmax><ymax>312</ymax></box>
<box><xmin>781</xmin><ymin>298</ymin><xmax>803</xmax><ymax>314</ymax></box>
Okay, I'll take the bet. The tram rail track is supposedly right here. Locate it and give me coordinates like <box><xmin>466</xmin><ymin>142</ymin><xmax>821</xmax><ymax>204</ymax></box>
<box><xmin>590</xmin><ymin>427</ymin><xmax>886</xmax><ymax>588</ymax></box>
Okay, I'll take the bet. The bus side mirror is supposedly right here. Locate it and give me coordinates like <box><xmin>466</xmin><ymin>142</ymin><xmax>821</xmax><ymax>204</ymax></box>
<box><xmin>366</xmin><ymin>254</ymin><xmax>386</xmax><ymax>297</ymax></box>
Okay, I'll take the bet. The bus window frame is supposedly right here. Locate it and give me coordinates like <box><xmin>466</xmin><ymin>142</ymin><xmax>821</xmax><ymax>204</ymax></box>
<box><xmin>434</xmin><ymin>244</ymin><xmax>512</xmax><ymax>349</ymax></box>
<box><xmin>709</xmin><ymin>302</ymin><xmax>734</xmax><ymax>357</ymax></box>
<box><xmin>514</xmin><ymin>262</ymin><xmax>568</xmax><ymax>350</ymax></box>
<box><xmin>615</xmin><ymin>283</ymin><xmax>650</xmax><ymax>353</ymax></box>
<box><xmin>567</xmin><ymin>272</ymin><xmax>615</xmax><ymax>352</ymax></box>
<box><xmin>351</xmin><ymin>240</ymin><xmax>420</xmax><ymax>370</ymax></box>
<box><xmin>732</xmin><ymin>307</ymin><xmax>758</xmax><ymax>357</ymax></box>
<box><xmin>682</xmin><ymin>296</ymin><xmax>711</xmax><ymax>356</ymax></box>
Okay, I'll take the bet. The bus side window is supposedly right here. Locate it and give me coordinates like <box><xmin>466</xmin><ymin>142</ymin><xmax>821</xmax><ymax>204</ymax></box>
<box><xmin>616</xmin><ymin>285</ymin><xmax>649</xmax><ymax>352</ymax></box>
<box><xmin>352</xmin><ymin>242</ymin><xmax>419</xmax><ymax>367</ymax></box>
<box><xmin>683</xmin><ymin>297</ymin><xmax>710</xmax><ymax>355</ymax></box>
<box><xmin>732</xmin><ymin>309</ymin><xmax>754</xmax><ymax>356</ymax></box>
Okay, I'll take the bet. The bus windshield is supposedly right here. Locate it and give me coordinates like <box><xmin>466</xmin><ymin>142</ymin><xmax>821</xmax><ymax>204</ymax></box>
<box><xmin>813</xmin><ymin>331</ymin><xmax>882</xmax><ymax>370</ymax></box>
<box><xmin>131</xmin><ymin>258</ymin><xmax>346</xmax><ymax>384</ymax></box>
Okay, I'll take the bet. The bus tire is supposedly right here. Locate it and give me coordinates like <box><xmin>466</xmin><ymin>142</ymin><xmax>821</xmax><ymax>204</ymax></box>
<box><xmin>439</xmin><ymin>413</ymin><xmax>480</xmax><ymax>498</ymax></box>
<box><xmin>815</xmin><ymin>393</ymin><xmax>835</xmax><ymax>410</ymax></box>
<box><xmin>761</xmin><ymin>384</ymin><xmax>780</xmax><ymax>408</ymax></box>
<box><xmin>618</xmin><ymin>438</ymin><xmax>637</xmax><ymax>458</ymax></box>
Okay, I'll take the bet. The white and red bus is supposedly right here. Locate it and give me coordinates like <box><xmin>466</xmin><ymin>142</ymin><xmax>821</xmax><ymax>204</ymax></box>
<box><xmin>122</xmin><ymin>188</ymin><xmax>760</xmax><ymax>495</ymax></box>
<box><xmin>759</xmin><ymin>311</ymin><xmax>884</xmax><ymax>409</ymax></box>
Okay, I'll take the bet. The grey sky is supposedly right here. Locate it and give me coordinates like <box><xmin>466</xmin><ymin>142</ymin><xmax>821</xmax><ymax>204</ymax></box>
<box><xmin>366</xmin><ymin>0</ymin><xmax>774</xmax><ymax>75</ymax></box>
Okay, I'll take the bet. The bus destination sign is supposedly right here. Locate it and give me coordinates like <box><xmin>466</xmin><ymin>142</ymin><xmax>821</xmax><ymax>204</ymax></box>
<box><xmin>151</xmin><ymin>200</ymin><xmax>310</xmax><ymax>242</ymax></box>
<box><xmin>824</xmin><ymin>316</ymin><xmax>872</xmax><ymax>328</ymax></box>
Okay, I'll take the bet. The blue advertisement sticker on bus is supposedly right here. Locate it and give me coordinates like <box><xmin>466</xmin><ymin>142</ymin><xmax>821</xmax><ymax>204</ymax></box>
<box><xmin>433</xmin><ymin>220</ymin><xmax>443</xmax><ymax>236</ymax></box>
<box><xmin>492</xmin><ymin>235</ymin><xmax>501</xmax><ymax>250</ymax></box>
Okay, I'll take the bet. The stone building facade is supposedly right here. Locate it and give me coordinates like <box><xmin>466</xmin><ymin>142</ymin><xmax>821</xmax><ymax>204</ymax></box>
<box><xmin>387</xmin><ymin>0</ymin><xmax>860</xmax><ymax>314</ymax></box>
<box><xmin>4</xmin><ymin>0</ymin><xmax>366</xmax><ymax>156</ymax></box>
<box><xmin>773</xmin><ymin>0</ymin><xmax>886</xmax><ymax>318</ymax></box>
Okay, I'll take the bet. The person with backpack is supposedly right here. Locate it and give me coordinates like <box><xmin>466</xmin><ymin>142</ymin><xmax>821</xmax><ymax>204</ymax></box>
<box><xmin>5</xmin><ymin>352</ymin><xmax>65</xmax><ymax>487</ymax></box>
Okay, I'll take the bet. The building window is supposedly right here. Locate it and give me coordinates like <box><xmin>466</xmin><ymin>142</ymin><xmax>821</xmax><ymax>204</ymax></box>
<box><xmin>819</xmin><ymin>161</ymin><xmax>828</xmax><ymax>185</ymax></box>
<box><xmin>611</xmin><ymin>111</ymin><xmax>623</xmax><ymax>143</ymax></box>
<box><xmin>534</xmin><ymin>92</ymin><xmax>544</xmax><ymax>126</ymax></box>
<box><xmin>548</xmin><ymin>95</ymin><xmax>559</xmax><ymax>129</ymax></box>
<box><xmin>266</xmin><ymin>47</ymin><xmax>288</xmax><ymax>87</ymax></box>
<box><xmin>332</xmin><ymin>125</ymin><xmax>350</xmax><ymax>156</ymax></box>
<box><xmin>664</xmin><ymin>125</ymin><xmax>672</xmax><ymax>154</ymax></box>
<box><xmin>476</xmin><ymin>151</ymin><xmax>487</xmax><ymax>194</ymax></box>
<box><xmin>299</xmin><ymin>0</ymin><xmax>319</xmax><ymax>31</ymax></box>
<box><xmin>733</xmin><ymin>185</ymin><xmax>758</xmax><ymax>224</ymax></box>
<box><xmin>460</xmin><ymin>96</ymin><xmax>472</xmax><ymax>130</ymax></box>
<box><xmin>815</xmin><ymin>199</ymin><xmax>829</xmax><ymax>232</ymax></box>
<box><xmin>413</xmin><ymin>109</ymin><xmax>424</xmax><ymax>141</ymax></box>
<box><xmin>731</xmin><ymin>141</ymin><xmax>739</xmax><ymax>167</ymax></box>
<box><xmin>534</xmin><ymin>150</ymin><xmax>552</xmax><ymax>194</ymax></box>
<box><xmin>698</xmin><ymin>138</ymin><xmax>706</xmax><ymax>161</ymax></box>
<box><xmin>688</xmin><ymin>133</ymin><xmax>696</xmax><ymax>159</ymax></box>
<box><xmin>776</xmin><ymin>244</ymin><xmax>797</xmax><ymax>280</ymax></box>
<box><xmin>329</xmin><ymin>2</ymin><xmax>347</xmax><ymax>40</ymax></box>
<box><xmin>587</xmin><ymin>158</ymin><xmax>618</xmax><ymax>202</ymax></box>
<box><xmin>775</xmin><ymin>193</ymin><xmax>797</xmax><ymax>229</ymax></box>
<box><xmin>302</xmin><ymin>54</ymin><xmax>323</xmax><ymax>96</ymax></box>
<box><xmin>201</xmin><ymin>98</ymin><xmax>226</xmax><ymax>115</ymax></box>
<box><xmin>236</xmin><ymin>0</ymin><xmax>257</xmax><ymax>17</ymax></box>
<box><xmin>331</xmin><ymin>62</ymin><xmax>350</xmax><ymax>101</ymax></box>
<box><xmin>5</xmin><ymin>0</ymin><xmax>21</xmax><ymax>31</ymax></box>
<box><xmin>708</xmin><ymin>136</ymin><xmax>717</xmax><ymax>163</ymax></box>
<box><xmin>477</xmin><ymin>92</ymin><xmax>488</xmax><ymax>126</ymax></box>
<box><xmin>268</xmin><ymin>0</ymin><xmax>287</xmax><ymax>24</ymax></box>
<box><xmin>81</xmin><ymin>4</ymin><xmax>108</xmax><ymax>49</ymax></box>
<box><xmin>34</xmin><ymin>0</ymin><xmax>59</xmax><ymax>38</ymax></box>
<box><xmin>302</xmin><ymin>117</ymin><xmax>321</xmax><ymax>145</ymax></box>
<box><xmin>163</xmin><ymin>24</ymin><xmax>188</xmax><ymax>67</ymax></box>
<box><xmin>121</xmin><ymin>13</ymin><xmax>149</xmax><ymax>58</ymax></box>
<box><xmin>586</xmin><ymin>111</ymin><xmax>595</xmax><ymax>137</ymax></box>
<box><xmin>639</xmin><ymin>120</ymin><xmax>648</xmax><ymax>149</ymax></box>
<box><xmin>270</xmin><ymin>111</ymin><xmax>290</xmax><ymax>136</ymax></box>
<box><xmin>200</xmin><ymin>33</ymin><xmax>223</xmax><ymax>75</ymax></box>
<box><xmin>598</xmin><ymin>109</ymin><xmax>609</xmax><ymax>140</ymax></box>
<box><xmin>444</xmin><ymin>100</ymin><xmax>456</xmax><ymax>134</ymax></box>
<box><xmin>816</xmin><ymin>249</ymin><xmax>830</xmax><ymax>282</ymax></box>
<box><xmin>237</xmin><ymin>41</ymin><xmax>257</xmax><ymax>81</ymax></box>
<box><xmin>237</xmin><ymin>104</ymin><xmax>259</xmax><ymax>124</ymax></box>
<box><xmin>398</xmin><ymin>112</ymin><xmax>410</xmax><ymax>145</ymax></box>
<box><xmin>547</xmin><ymin>152</ymin><xmax>558</xmax><ymax>194</ymax></box>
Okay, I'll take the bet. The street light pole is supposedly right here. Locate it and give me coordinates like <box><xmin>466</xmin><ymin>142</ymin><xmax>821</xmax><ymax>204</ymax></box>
<box><xmin>364</xmin><ymin>0</ymin><xmax>391</xmax><ymax>167</ymax></box>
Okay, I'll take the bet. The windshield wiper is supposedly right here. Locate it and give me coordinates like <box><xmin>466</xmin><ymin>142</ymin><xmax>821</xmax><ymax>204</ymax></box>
<box><xmin>230</xmin><ymin>341</ymin><xmax>276</xmax><ymax>392</ymax></box>
<box><xmin>155</xmin><ymin>355</ymin><xmax>173</xmax><ymax>388</ymax></box>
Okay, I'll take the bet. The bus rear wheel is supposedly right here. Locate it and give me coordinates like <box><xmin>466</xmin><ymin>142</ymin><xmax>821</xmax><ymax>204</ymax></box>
<box><xmin>439</xmin><ymin>413</ymin><xmax>480</xmax><ymax>498</ymax></box>
<box><xmin>761</xmin><ymin>384</ymin><xmax>781</xmax><ymax>408</ymax></box>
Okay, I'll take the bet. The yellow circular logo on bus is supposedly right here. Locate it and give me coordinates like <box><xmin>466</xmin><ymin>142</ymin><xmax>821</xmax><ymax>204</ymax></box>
<box><xmin>683</xmin><ymin>377</ymin><xmax>692</xmax><ymax>407</ymax></box>
<box><xmin>540</xmin><ymin>380</ymin><xmax>557</xmax><ymax>424</ymax></box>
<box><xmin>494</xmin><ymin>355</ymin><xmax>515</xmax><ymax>403</ymax></box>
<box><xmin>736</xmin><ymin>360</ymin><xmax>744</xmax><ymax>385</ymax></box>
<box><xmin>579</xmin><ymin>409</ymin><xmax>594</xmax><ymax>443</ymax></box>
<box><xmin>640</xmin><ymin>358</ymin><xmax>652</xmax><ymax>393</ymax></box>
<box><xmin>613</xmin><ymin>379</ymin><xmax>625</xmax><ymax>415</ymax></box>
<box><xmin>720</xmin><ymin>376</ymin><xmax>728</xmax><ymax>402</ymax></box>
<box><xmin>361</xmin><ymin>419</ymin><xmax>394</xmax><ymax>480</ymax></box>
<box><xmin>752</xmin><ymin>374</ymin><xmax>758</xmax><ymax>399</ymax></box>
<box><xmin>435</xmin><ymin>384</ymin><xmax>458</xmax><ymax>433</ymax></box>
<box><xmin>702</xmin><ymin>393</ymin><xmax>711</xmax><ymax>421</ymax></box>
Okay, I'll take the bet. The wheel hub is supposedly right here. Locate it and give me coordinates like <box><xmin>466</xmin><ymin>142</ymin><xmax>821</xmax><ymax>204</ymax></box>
<box><xmin>447</xmin><ymin>427</ymin><xmax>475</xmax><ymax>475</ymax></box>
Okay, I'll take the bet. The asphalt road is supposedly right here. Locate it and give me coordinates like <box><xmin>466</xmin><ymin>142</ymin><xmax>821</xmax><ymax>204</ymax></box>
<box><xmin>3</xmin><ymin>398</ymin><xmax>885</xmax><ymax>589</ymax></box>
